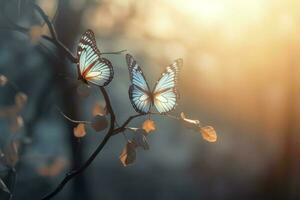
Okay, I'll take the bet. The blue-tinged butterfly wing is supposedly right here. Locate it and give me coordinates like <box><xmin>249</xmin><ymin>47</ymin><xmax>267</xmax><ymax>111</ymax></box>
<box><xmin>152</xmin><ymin>59</ymin><xmax>182</xmax><ymax>114</ymax></box>
<box><xmin>126</xmin><ymin>54</ymin><xmax>151</xmax><ymax>114</ymax></box>
<box><xmin>77</xmin><ymin>30</ymin><xmax>113</xmax><ymax>86</ymax></box>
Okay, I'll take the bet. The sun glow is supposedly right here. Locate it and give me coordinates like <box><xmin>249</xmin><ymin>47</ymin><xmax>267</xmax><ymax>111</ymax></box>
<box><xmin>168</xmin><ymin>0</ymin><xmax>268</xmax><ymax>26</ymax></box>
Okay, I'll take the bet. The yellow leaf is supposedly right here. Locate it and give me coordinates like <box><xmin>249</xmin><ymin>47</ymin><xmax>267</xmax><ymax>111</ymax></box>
<box><xmin>142</xmin><ymin>119</ymin><xmax>156</xmax><ymax>133</ymax></box>
<box><xmin>119</xmin><ymin>141</ymin><xmax>136</xmax><ymax>167</ymax></box>
<box><xmin>200</xmin><ymin>126</ymin><xmax>217</xmax><ymax>143</ymax></box>
<box><xmin>73</xmin><ymin>123</ymin><xmax>86</xmax><ymax>138</ymax></box>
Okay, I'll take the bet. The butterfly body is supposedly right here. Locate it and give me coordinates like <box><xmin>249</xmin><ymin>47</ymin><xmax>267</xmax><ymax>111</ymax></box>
<box><xmin>126</xmin><ymin>54</ymin><xmax>182</xmax><ymax>114</ymax></box>
<box><xmin>76</xmin><ymin>30</ymin><xmax>114</xmax><ymax>87</ymax></box>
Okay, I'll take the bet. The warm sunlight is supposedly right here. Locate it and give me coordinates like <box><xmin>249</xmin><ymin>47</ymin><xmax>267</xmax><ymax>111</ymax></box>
<box><xmin>1</xmin><ymin>0</ymin><xmax>300</xmax><ymax>199</ymax></box>
<box><xmin>169</xmin><ymin>0</ymin><xmax>267</xmax><ymax>26</ymax></box>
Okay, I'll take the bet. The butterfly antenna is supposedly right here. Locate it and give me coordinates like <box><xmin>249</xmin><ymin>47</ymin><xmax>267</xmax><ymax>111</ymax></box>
<box><xmin>100</xmin><ymin>49</ymin><xmax>127</xmax><ymax>55</ymax></box>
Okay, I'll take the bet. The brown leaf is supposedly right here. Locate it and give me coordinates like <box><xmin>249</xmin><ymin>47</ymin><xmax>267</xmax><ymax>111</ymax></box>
<box><xmin>0</xmin><ymin>75</ymin><xmax>8</xmax><ymax>86</ymax></box>
<box><xmin>91</xmin><ymin>115</ymin><xmax>108</xmax><ymax>132</ymax></box>
<box><xmin>200</xmin><ymin>126</ymin><xmax>217</xmax><ymax>143</ymax></box>
<box><xmin>73</xmin><ymin>123</ymin><xmax>86</xmax><ymax>138</ymax></box>
<box><xmin>29</xmin><ymin>25</ymin><xmax>44</xmax><ymax>44</ymax></box>
<box><xmin>132</xmin><ymin>129</ymin><xmax>149</xmax><ymax>150</ymax></box>
<box><xmin>142</xmin><ymin>119</ymin><xmax>156</xmax><ymax>133</ymax></box>
<box><xmin>92</xmin><ymin>102</ymin><xmax>107</xmax><ymax>116</ymax></box>
<box><xmin>119</xmin><ymin>141</ymin><xmax>136</xmax><ymax>167</ymax></box>
<box><xmin>15</xmin><ymin>92</ymin><xmax>28</xmax><ymax>109</ymax></box>
<box><xmin>37</xmin><ymin>157</ymin><xmax>68</xmax><ymax>177</ymax></box>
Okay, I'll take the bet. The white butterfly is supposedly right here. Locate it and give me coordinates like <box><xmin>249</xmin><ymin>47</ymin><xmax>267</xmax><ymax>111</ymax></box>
<box><xmin>126</xmin><ymin>54</ymin><xmax>182</xmax><ymax>114</ymax></box>
<box><xmin>77</xmin><ymin>30</ymin><xmax>113</xmax><ymax>86</ymax></box>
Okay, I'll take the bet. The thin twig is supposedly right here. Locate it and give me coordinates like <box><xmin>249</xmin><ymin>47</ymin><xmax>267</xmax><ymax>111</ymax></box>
<box><xmin>100</xmin><ymin>49</ymin><xmax>127</xmax><ymax>55</ymax></box>
<box><xmin>31</xmin><ymin>3</ymin><xmax>58</xmax><ymax>40</ymax></box>
<box><xmin>41</xmin><ymin>130</ymin><xmax>113</xmax><ymax>200</ymax></box>
<box><xmin>58</xmin><ymin>110</ymin><xmax>91</xmax><ymax>124</ymax></box>
<box><xmin>2</xmin><ymin>2</ymin><xmax>150</xmax><ymax>199</ymax></box>
<box><xmin>112</xmin><ymin>113</ymin><xmax>145</xmax><ymax>135</ymax></box>
<box><xmin>41</xmin><ymin>87</ymin><xmax>116</xmax><ymax>200</ymax></box>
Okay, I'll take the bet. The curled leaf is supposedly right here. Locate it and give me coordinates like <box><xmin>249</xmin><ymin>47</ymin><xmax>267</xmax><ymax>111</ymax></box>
<box><xmin>142</xmin><ymin>119</ymin><xmax>156</xmax><ymax>133</ymax></box>
<box><xmin>92</xmin><ymin>102</ymin><xmax>107</xmax><ymax>116</ymax></box>
<box><xmin>119</xmin><ymin>141</ymin><xmax>136</xmax><ymax>167</ymax></box>
<box><xmin>0</xmin><ymin>75</ymin><xmax>8</xmax><ymax>86</ymax></box>
<box><xmin>200</xmin><ymin>126</ymin><xmax>217</xmax><ymax>143</ymax></box>
<box><xmin>73</xmin><ymin>123</ymin><xmax>86</xmax><ymax>138</ymax></box>
<box><xmin>91</xmin><ymin>115</ymin><xmax>108</xmax><ymax>132</ymax></box>
<box><xmin>180</xmin><ymin>112</ymin><xmax>200</xmax><ymax>131</ymax></box>
<box><xmin>132</xmin><ymin>129</ymin><xmax>149</xmax><ymax>150</ymax></box>
<box><xmin>15</xmin><ymin>92</ymin><xmax>28</xmax><ymax>109</ymax></box>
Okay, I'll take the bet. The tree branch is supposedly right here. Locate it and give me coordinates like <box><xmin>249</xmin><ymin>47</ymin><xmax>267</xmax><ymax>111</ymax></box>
<box><xmin>41</xmin><ymin>87</ymin><xmax>117</xmax><ymax>200</ymax></box>
<box><xmin>31</xmin><ymin>3</ymin><xmax>58</xmax><ymax>40</ymax></box>
<box><xmin>1</xmin><ymin>2</ymin><xmax>145</xmax><ymax>199</ymax></box>
<box><xmin>113</xmin><ymin>113</ymin><xmax>145</xmax><ymax>135</ymax></box>
<box><xmin>41</xmin><ymin>130</ymin><xmax>113</xmax><ymax>200</ymax></box>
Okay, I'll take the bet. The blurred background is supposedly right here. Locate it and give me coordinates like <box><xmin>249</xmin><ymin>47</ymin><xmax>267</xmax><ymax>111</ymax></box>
<box><xmin>0</xmin><ymin>0</ymin><xmax>300</xmax><ymax>199</ymax></box>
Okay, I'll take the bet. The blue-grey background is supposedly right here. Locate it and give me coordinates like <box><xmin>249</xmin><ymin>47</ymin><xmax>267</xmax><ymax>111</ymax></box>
<box><xmin>0</xmin><ymin>0</ymin><xmax>299</xmax><ymax>200</ymax></box>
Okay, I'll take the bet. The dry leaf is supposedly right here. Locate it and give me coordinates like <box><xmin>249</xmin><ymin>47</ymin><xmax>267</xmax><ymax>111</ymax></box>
<box><xmin>15</xmin><ymin>92</ymin><xmax>28</xmax><ymax>109</ymax></box>
<box><xmin>200</xmin><ymin>126</ymin><xmax>217</xmax><ymax>143</ymax></box>
<box><xmin>73</xmin><ymin>123</ymin><xmax>86</xmax><ymax>138</ymax></box>
<box><xmin>37</xmin><ymin>157</ymin><xmax>68</xmax><ymax>177</ymax></box>
<box><xmin>91</xmin><ymin>115</ymin><xmax>108</xmax><ymax>132</ymax></box>
<box><xmin>132</xmin><ymin>129</ymin><xmax>149</xmax><ymax>150</ymax></box>
<box><xmin>0</xmin><ymin>75</ymin><xmax>8</xmax><ymax>86</ymax></box>
<box><xmin>29</xmin><ymin>25</ymin><xmax>44</xmax><ymax>44</ymax></box>
<box><xmin>133</xmin><ymin>134</ymin><xmax>149</xmax><ymax>150</ymax></box>
<box><xmin>180</xmin><ymin>112</ymin><xmax>200</xmax><ymax>131</ymax></box>
<box><xmin>142</xmin><ymin>119</ymin><xmax>156</xmax><ymax>133</ymax></box>
<box><xmin>119</xmin><ymin>141</ymin><xmax>136</xmax><ymax>167</ymax></box>
<box><xmin>92</xmin><ymin>102</ymin><xmax>107</xmax><ymax>116</ymax></box>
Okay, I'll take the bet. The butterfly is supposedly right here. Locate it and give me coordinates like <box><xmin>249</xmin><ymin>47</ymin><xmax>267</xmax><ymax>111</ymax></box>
<box><xmin>126</xmin><ymin>54</ymin><xmax>182</xmax><ymax>114</ymax></box>
<box><xmin>77</xmin><ymin>29</ymin><xmax>114</xmax><ymax>86</ymax></box>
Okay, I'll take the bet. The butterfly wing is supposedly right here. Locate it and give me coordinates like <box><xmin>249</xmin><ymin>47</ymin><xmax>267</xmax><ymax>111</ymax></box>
<box><xmin>152</xmin><ymin>59</ymin><xmax>182</xmax><ymax>114</ymax></box>
<box><xmin>126</xmin><ymin>54</ymin><xmax>152</xmax><ymax>114</ymax></box>
<box><xmin>77</xmin><ymin>30</ymin><xmax>113</xmax><ymax>86</ymax></box>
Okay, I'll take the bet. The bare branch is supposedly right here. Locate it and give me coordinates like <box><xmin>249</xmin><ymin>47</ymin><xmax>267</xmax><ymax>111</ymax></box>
<box><xmin>41</xmin><ymin>129</ymin><xmax>113</xmax><ymax>200</ymax></box>
<box><xmin>100</xmin><ymin>49</ymin><xmax>127</xmax><ymax>55</ymax></box>
<box><xmin>41</xmin><ymin>87</ymin><xmax>116</xmax><ymax>200</ymax></box>
<box><xmin>31</xmin><ymin>3</ymin><xmax>58</xmax><ymax>40</ymax></box>
<box><xmin>113</xmin><ymin>113</ymin><xmax>145</xmax><ymax>135</ymax></box>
